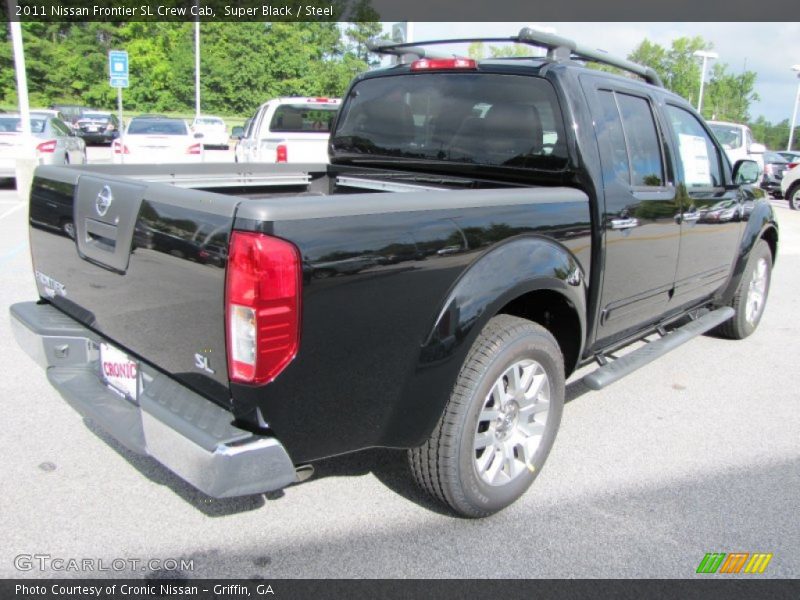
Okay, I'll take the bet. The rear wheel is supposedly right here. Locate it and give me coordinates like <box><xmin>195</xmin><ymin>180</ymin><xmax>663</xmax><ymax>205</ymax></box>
<box><xmin>61</xmin><ymin>220</ymin><xmax>75</xmax><ymax>239</ymax></box>
<box><xmin>787</xmin><ymin>183</ymin><xmax>800</xmax><ymax>210</ymax></box>
<box><xmin>716</xmin><ymin>239</ymin><xmax>772</xmax><ymax>339</ymax></box>
<box><xmin>409</xmin><ymin>315</ymin><xmax>564</xmax><ymax>518</ymax></box>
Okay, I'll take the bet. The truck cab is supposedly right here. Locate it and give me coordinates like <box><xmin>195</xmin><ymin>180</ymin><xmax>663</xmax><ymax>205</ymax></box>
<box><xmin>708</xmin><ymin>120</ymin><xmax>766</xmax><ymax>173</ymax></box>
<box><xmin>236</xmin><ymin>97</ymin><xmax>340</xmax><ymax>164</ymax></box>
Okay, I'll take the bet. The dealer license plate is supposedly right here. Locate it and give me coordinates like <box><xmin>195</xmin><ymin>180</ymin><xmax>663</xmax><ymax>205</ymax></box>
<box><xmin>99</xmin><ymin>343</ymin><xmax>138</xmax><ymax>400</ymax></box>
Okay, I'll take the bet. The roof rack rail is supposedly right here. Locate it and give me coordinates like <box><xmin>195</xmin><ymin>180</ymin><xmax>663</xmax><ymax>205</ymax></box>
<box><xmin>516</xmin><ymin>28</ymin><xmax>663</xmax><ymax>87</ymax></box>
<box><xmin>366</xmin><ymin>30</ymin><xmax>663</xmax><ymax>88</ymax></box>
<box><xmin>365</xmin><ymin>39</ymin><xmax>454</xmax><ymax>62</ymax></box>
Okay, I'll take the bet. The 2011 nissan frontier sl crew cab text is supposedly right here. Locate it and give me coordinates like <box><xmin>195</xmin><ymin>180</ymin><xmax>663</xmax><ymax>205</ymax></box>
<box><xmin>10</xmin><ymin>29</ymin><xmax>778</xmax><ymax>518</ymax></box>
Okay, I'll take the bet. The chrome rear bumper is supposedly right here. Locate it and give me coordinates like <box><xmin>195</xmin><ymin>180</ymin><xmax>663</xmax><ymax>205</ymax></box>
<box><xmin>10</xmin><ymin>301</ymin><xmax>298</xmax><ymax>498</ymax></box>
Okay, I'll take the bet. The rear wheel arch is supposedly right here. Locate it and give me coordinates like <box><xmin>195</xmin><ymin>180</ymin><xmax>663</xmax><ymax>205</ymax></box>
<box><xmin>497</xmin><ymin>289</ymin><xmax>583</xmax><ymax>377</ymax></box>
<box><xmin>396</xmin><ymin>237</ymin><xmax>586</xmax><ymax>450</ymax></box>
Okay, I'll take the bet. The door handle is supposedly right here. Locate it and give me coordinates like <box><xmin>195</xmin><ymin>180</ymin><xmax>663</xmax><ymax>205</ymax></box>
<box><xmin>610</xmin><ymin>217</ymin><xmax>640</xmax><ymax>230</ymax></box>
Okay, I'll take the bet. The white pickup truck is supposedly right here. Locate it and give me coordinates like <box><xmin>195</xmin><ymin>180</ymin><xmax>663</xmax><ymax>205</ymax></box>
<box><xmin>234</xmin><ymin>97</ymin><xmax>340</xmax><ymax>164</ymax></box>
<box><xmin>708</xmin><ymin>120</ymin><xmax>766</xmax><ymax>173</ymax></box>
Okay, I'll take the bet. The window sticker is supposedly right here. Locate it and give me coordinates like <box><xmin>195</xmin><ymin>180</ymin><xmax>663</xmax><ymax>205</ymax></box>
<box><xmin>678</xmin><ymin>133</ymin><xmax>712</xmax><ymax>186</ymax></box>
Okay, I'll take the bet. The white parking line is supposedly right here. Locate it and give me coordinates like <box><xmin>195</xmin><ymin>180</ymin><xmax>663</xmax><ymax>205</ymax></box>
<box><xmin>0</xmin><ymin>203</ymin><xmax>24</xmax><ymax>220</ymax></box>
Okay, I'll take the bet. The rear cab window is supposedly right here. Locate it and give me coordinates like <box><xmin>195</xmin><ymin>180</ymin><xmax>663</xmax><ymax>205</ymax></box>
<box><xmin>330</xmin><ymin>72</ymin><xmax>568</xmax><ymax>172</ymax></box>
<box><xmin>128</xmin><ymin>119</ymin><xmax>189</xmax><ymax>136</ymax></box>
<box><xmin>269</xmin><ymin>104</ymin><xmax>338</xmax><ymax>133</ymax></box>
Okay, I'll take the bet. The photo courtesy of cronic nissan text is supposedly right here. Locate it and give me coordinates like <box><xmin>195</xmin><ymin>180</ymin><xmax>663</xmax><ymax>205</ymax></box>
<box><xmin>0</xmin><ymin>2</ymin><xmax>798</xmax><ymax>597</ymax></box>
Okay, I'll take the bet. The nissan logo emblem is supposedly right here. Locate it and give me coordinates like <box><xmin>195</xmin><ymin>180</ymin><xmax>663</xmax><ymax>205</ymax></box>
<box><xmin>96</xmin><ymin>185</ymin><xmax>113</xmax><ymax>217</ymax></box>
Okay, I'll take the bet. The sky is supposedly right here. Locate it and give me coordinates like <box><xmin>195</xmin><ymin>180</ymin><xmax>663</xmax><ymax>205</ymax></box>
<box><xmin>384</xmin><ymin>22</ymin><xmax>800</xmax><ymax>125</ymax></box>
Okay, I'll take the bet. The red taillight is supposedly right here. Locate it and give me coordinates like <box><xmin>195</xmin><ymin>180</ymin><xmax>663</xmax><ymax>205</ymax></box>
<box><xmin>113</xmin><ymin>141</ymin><xmax>129</xmax><ymax>154</ymax></box>
<box><xmin>36</xmin><ymin>140</ymin><xmax>57</xmax><ymax>153</ymax></box>
<box><xmin>789</xmin><ymin>162</ymin><xmax>798</xmax><ymax>169</ymax></box>
<box><xmin>276</xmin><ymin>144</ymin><xmax>288</xmax><ymax>163</ymax></box>
<box><xmin>187</xmin><ymin>143</ymin><xmax>203</xmax><ymax>155</ymax></box>
<box><xmin>225</xmin><ymin>231</ymin><xmax>302</xmax><ymax>385</ymax></box>
<box><xmin>411</xmin><ymin>58</ymin><xmax>477</xmax><ymax>71</ymax></box>
<box><xmin>309</xmin><ymin>97</ymin><xmax>330</xmax><ymax>103</ymax></box>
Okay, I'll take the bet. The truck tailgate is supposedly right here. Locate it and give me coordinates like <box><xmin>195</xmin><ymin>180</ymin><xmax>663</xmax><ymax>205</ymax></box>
<box><xmin>28</xmin><ymin>166</ymin><xmax>240</xmax><ymax>406</ymax></box>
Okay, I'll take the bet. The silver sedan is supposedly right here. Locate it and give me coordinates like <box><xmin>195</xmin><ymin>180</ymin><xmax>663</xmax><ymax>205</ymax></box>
<box><xmin>0</xmin><ymin>113</ymin><xmax>87</xmax><ymax>178</ymax></box>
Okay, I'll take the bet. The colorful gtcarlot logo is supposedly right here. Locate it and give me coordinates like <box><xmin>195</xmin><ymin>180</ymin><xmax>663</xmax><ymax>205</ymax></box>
<box><xmin>696</xmin><ymin>552</ymin><xmax>773</xmax><ymax>574</ymax></box>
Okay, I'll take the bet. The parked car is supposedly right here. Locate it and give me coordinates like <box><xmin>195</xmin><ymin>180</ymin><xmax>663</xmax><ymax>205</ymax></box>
<box><xmin>780</xmin><ymin>162</ymin><xmax>800</xmax><ymax>209</ymax></box>
<box><xmin>776</xmin><ymin>150</ymin><xmax>800</xmax><ymax>163</ymax></box>
<box><xmin>759</xmin><ymin>151</ymin><xmax>789</xmax><ymax>198</ymax></box>
<box><xmin>113</xmin><ymin>116</ymin><xmax>203</xmax><ymax>164</ymax></box>
<box><xmin>190</xmin><ymin>115</ymin><xmax>229</xmax><ymax>149</ymax></box>
<box><xmin>0</xmin><ymin>113</ymin><xmax>86</xmax><ymax>178</ymax></box>
<box><xmin>11</xmin><ymin>29</ymin><xmax>777</xmax><ymax>518</ymax></box>
<box><xmin>74</xmin><ymin>111</ymin><xmax>120</xmax><ymax>145</ymax></box>
<box><xmin>49</xmin><ymin>104</ymin><xmax>84</xmax><ymax>129</ymax></box>
<box><xmin>235</xmin><ymin>97</ymin><xmax>341</xmax><ymax>164</ymax></box>
<box><xmin>708</xmin><ymin>121</ymin><xmax>766</xmax><ymax>172</ymax></box>
<box><xmin>32</xmin><ymin>108</ymin><xmax>68</xmax><ymax>122</ymax></box>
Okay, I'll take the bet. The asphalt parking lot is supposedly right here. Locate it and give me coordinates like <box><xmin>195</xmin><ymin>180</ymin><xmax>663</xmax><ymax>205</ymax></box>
<box><xmin>0</xmin><ymin>158</ymin><xmax>798</xmax><ymax>579</ymax></box>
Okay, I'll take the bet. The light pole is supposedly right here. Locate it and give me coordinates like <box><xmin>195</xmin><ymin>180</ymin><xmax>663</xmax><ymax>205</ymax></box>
<box><xmin>194</xmin><ymin>19</ymin><xmax>201</xmax><ymax>119</ymax></box>
<box><xmin>694</xmin><ymin>50</ymin><xmax>719</xmax><ymax>114</ymax></box>
<box><xmin>787</xmin><ymin>65</ymin><xmax>800</xmax><ymax>152</ymax></box>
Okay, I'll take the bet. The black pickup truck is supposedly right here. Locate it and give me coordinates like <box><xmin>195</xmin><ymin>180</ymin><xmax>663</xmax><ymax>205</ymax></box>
<box><xmin>10</xmin><ymin>29</ymin><xmax>778</xmax><ymax>518</ymax></box>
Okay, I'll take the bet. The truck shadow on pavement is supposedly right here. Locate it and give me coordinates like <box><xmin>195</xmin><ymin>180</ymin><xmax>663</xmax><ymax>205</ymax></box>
<box><xmin>81</xmin><ymin>378</ymin><xmax>593</xmax><ymax>517</ymax></box>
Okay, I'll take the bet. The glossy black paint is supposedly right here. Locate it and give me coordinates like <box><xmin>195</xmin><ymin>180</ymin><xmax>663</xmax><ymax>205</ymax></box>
<box><xmin>29</xmin><ymin>176</ymin><xmax>76</xmax><ymax>239</ymax></box>
<box><xmin>29</xmin><ymin>176</ymin><xmax>237</xmax><ymax>407</ymax></box>
<box><xmin>231</xmin><ymin>203</ymin><xmax>591</xmax><ymax>463</ymax></box>
<box><xmin>717</xmin><ymin>193</ymin><xmax>778</xmax><ymax>307</ymax></box>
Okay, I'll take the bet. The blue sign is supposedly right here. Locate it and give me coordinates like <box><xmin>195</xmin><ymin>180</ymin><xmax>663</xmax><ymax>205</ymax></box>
<box><xmin>109</xmin><ymin>50</ymin><xmax>129</xmax><ymax>88</ymax></box>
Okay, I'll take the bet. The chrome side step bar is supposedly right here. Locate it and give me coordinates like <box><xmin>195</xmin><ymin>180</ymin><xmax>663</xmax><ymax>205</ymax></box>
<box><xmin>583</xmin><ymin>307</ymin><xmax>735</xmax><ymax>391</ymax></box>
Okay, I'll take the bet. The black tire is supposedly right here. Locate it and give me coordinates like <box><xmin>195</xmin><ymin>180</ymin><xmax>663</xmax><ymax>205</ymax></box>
<box><xmin>408</xmin><ymin>314</ymin><xmax>565</xmax><ymax>518</ymax></box>
<box><xmin>787</xmin><ymin>183</ymin><xmax>800</xmax><ymax>210</ymax></box>
<box><xmin>715</xmin><ymin>239</ymin><xmax>772</xmax><ymax>339</ymax></box>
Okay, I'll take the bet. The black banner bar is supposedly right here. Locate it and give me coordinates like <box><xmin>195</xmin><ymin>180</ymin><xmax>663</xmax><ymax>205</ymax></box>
<box><xmin>2</xmin><ymin>0</ymin><xmax>797</xmax><ymax>22</ymax></box>
<box><xmin>2</xmin><ymin>579</ymin><xmax>800</xmax><ymax>600</ymax></box>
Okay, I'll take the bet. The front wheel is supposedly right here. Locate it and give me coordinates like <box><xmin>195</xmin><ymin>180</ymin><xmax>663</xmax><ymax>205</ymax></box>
<box><xmin>409</xmin><ymin>315</ymin><xmax>564</xmax><ymax>518</ymax></box>
<box><xmin>715</xmin><ymin>239</ymin><xmax>772</xmax><ymax>339</ymax></box>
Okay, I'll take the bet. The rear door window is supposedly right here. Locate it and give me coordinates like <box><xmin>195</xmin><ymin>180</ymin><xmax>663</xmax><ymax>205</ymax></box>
<box><xmin>615</xmin><ymin>93</ymin><xmax>664</xmax><ymax>187</ymax></box>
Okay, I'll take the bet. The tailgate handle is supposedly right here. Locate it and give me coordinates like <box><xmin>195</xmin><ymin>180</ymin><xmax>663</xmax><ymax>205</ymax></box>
<box><xmin>85</xmin><ymin>218</ymin><xmax>118</xmax><ymax>253</ymax></box>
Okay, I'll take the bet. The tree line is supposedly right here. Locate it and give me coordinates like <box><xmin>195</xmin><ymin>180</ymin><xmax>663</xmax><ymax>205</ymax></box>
<box><xmin>0</xmin><ymin>20</ymin><xmax>381</xmax><ymax>117</ymax></box>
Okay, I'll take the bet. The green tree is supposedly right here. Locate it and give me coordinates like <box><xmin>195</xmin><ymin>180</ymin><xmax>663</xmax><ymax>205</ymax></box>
<box><xmin>704</xmin><ymin>64</ymin><xmax>759</xmax><ymax>122</ymax></box>
<box><xmin>628</xmin><ymin>36</ymin><xmax>759</xmax><ymax>123</ymax></box>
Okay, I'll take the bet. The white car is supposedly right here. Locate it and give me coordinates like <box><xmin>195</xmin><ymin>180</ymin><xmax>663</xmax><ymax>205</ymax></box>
<box><xmin>113</xmin><ymin>116</ymin><xmax>203</xmax><ymax>164</ymax></box>
<box><xmin>707</xmin><ymin>121</ymin><xmax>766</xmax><ymax>172</ymax></box>
<box><xmin>236</xmin><ymin>97</ymin><xmax>340</xmax><ymax>164</ymax></box>
<box><xmin>190</xmin><ymin>115</ymin><xmax>229</xmax><ymax>149</ymax></box>
<box><xmin>780</xmin><ymin>162</ymin><xmax>800</xmax><ymax>210</ymax></box>
<box><xmin>0</xmin><ymin>113</ymin><xmax>86</xmax><ymax>178</ymax></box>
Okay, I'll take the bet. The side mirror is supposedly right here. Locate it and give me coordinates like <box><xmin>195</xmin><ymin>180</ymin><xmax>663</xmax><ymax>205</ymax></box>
<box><xmin>231</xmin><ymin>126</ymin><xmax>244</xmax><ymax>140</ymax></box>
<box><xmin>748</xmin><ymin>142</ymin><xmax>766</xmax><ymax>154</ymax></box>
<box><xmin>193</xmin><ymin>132</ymin><xmax>204</xmax><ymax>139</ymax></box>
<box><xmin>733</xmin><ymin>159</ymin><xmax>760</xmax><ymax>185</ymax></box>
